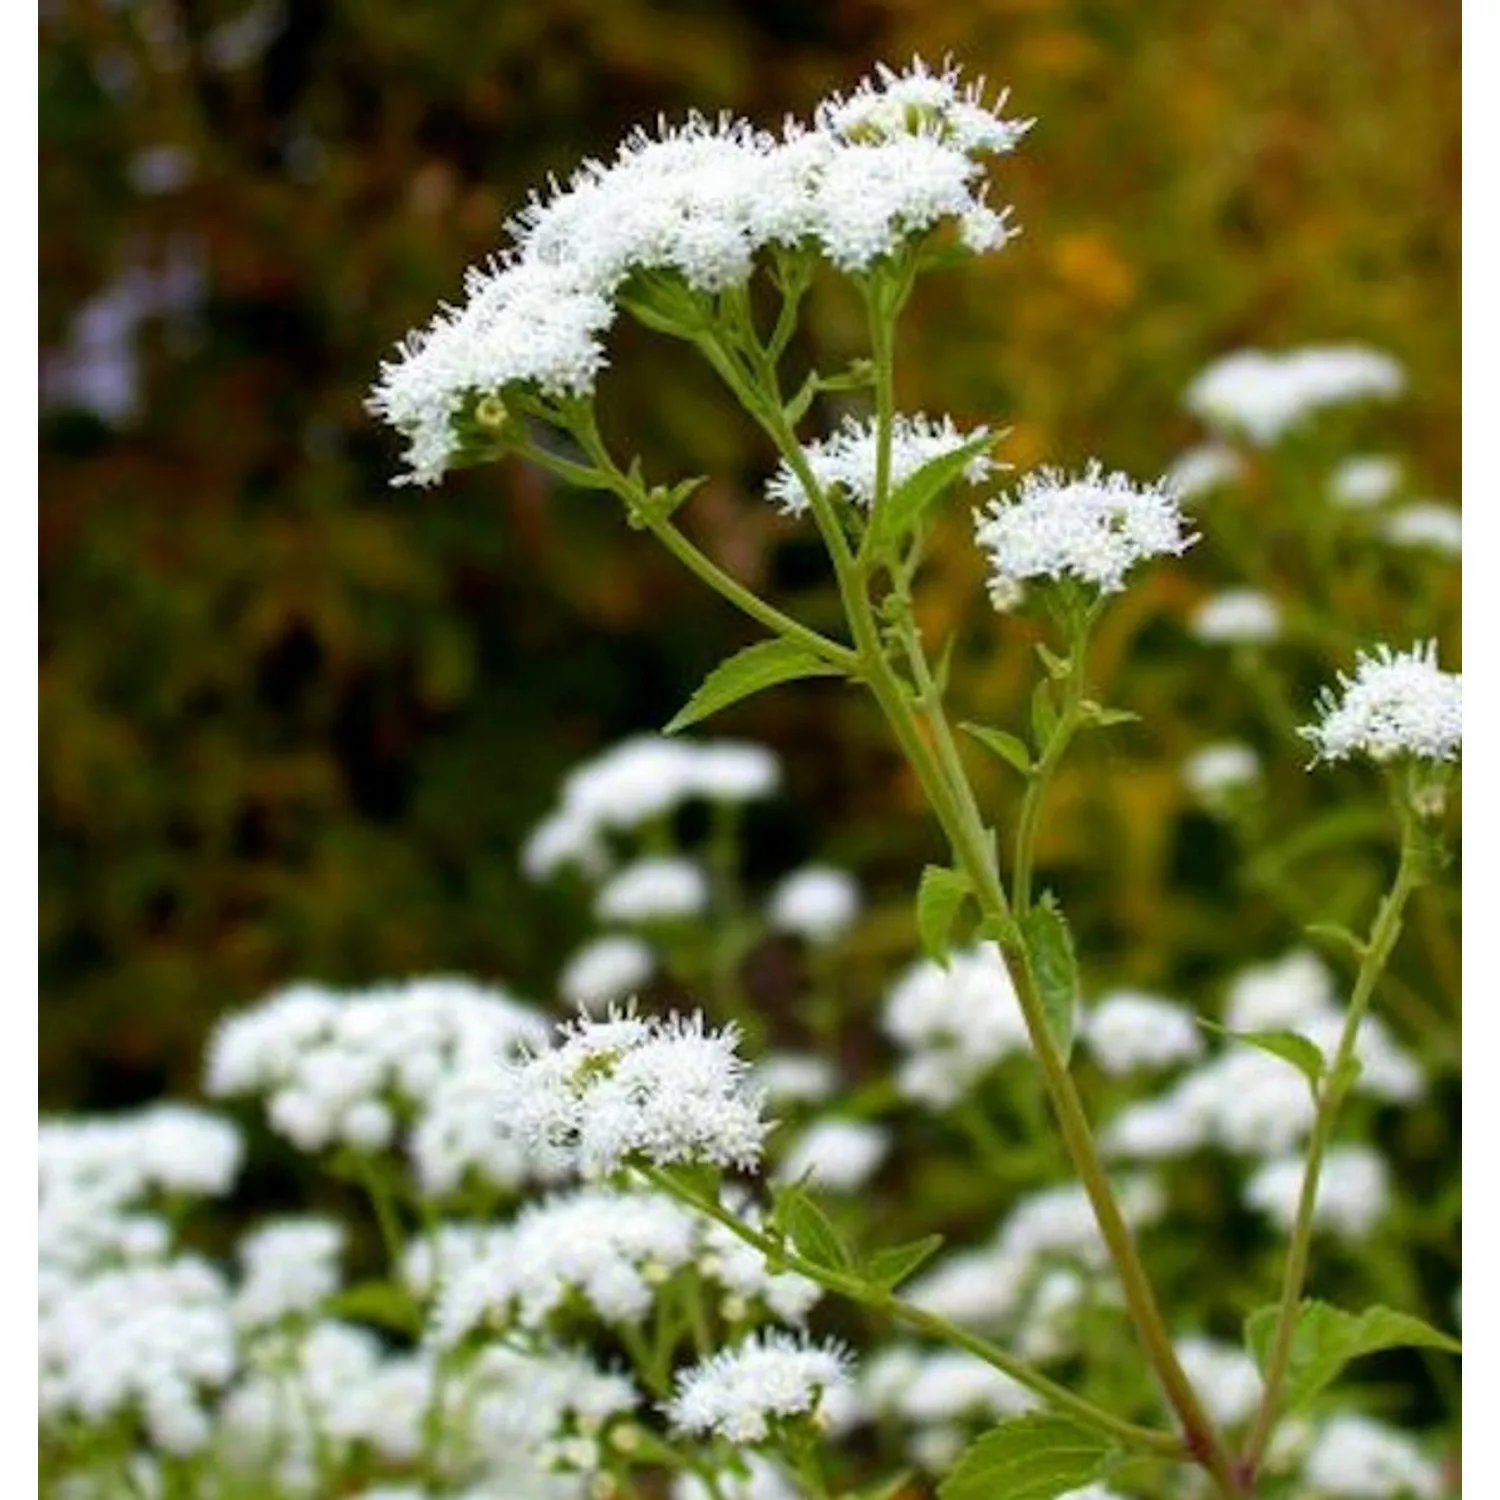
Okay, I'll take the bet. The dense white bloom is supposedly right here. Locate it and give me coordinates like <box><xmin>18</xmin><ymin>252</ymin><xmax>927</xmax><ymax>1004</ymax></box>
<box><xmin>752</xmin><ymin>1052</ymin><xmax>837</xmax><ymax>1105</ymax></box>
<box><xmin>882</xmin><ymin>942</ymin><xmax>1030</xmax><ymax>1107</ymax></box>
<box><xmin>1183</xmin><ymin>742</ymin><xmax>1262</xmax><ymax>803</ymax></box>
<box><xmin>1190</xmin><ymin>588</ymin><xmax>1281</xmax><ymax>645</ymax></box>
<box><xmin>234</xmin><ymin>1218</ymin><xmax>344</xmax><ymax>1328</ymax></box>
<box><xmin>1083</xmin><ymin>990</ymin><xmax>1203</xmax><ymax>1075</ymax></box>
<box><xmin>432</xmin><ymin>1188</ymin><xmax>699</xmax><ymax>1342</ymax></box>
<box><xmin>1225</xmin><ymin>949</ymin><xmax>1336</xmax><ymax>1032</ymax></box>
<box><xmin>1174</xmin><ymin>1336</ymin><xmax>1263</xmax><ymax>1426</ymax></box>
<box><xmin>1302</xmin><ymin>641</ymin><xmax>1461</xmax><ymax>764</ymax></box>
<box><xmin>1185</xmin><ymin>346</ymin><xmax>1404</xmax><ymax>445</ymax></box>
<box><xmin>593</xmin><ymin>856</ymin><xmax>710</xmax><ymax>924</ymax></box>
<box><xmin>1245</xmin><ymin>1145</ymin><xmax>1391</xmax><ymax>1239</ymax></box>
<box><xmin>1382</xmin><ymin>502</ymin><xmax>1462</xmax><ymax>557</ymax></box>
<box><xmin>684</xmin><ymin>740</ymin><xmax>782</xmax><ymax>802</ymax></box>
<box><xmin>665</xmin><ymin>1331</ymin><xmax>850</xmax><ymax>1442</ymax></box>
<box><xmin>698</xmin><ymin>1202</ymin><xmax>823</xmax><ymax>1324</ymax></box>
<box><xmin>559</xmin><ymin>934</ymin><xmax>656</xmax><ymax>1014</ymax></box>
<box><xmin>904</xmin><ymin>1244</ymin><xmax>1031</xmax><ymax>1330</ymax></box>
<box><xmin>1164</xmin><ymin>442</ymin><xmax>1244</xmax><ymax>502</ymax></box>
<box><xmin>775</xmin><ymin>1118</ymin><xmax>889</xmax><ymax>1191</ymax></box>
<box><xmin>864</xmin><ymin>1347</ymin><xmax>1033</xmax><ymax>1425</ymax></box>
<box><xmin>767</xmin><ymin>413</ymin><xmax>995</xmax><ymax>516</ymax></box>
<box><xmin>974</xmin><ymin>463</ymin><xmax>1194</xmax><ymax>601</ymax></box>
<box><xmin>1302</xmin><ymin>1414</ymin><xmax>1443</xmax><ymax>1498</ymax></box>
<box><xmin>522</xmin><ymin>809</ymin><xmax>608</xmax><ymax>881</ymax></box>
<box><xmin>1330</xmin><ymin>454</ymin><xmax>1403</xmax><ymax>509</ymax></box>
<box><xmin>766</xmin><ymin>865</ymin><xmax>861</xmax><ymax>944</ymax></box>
<box><xmin>207</xmin><ymin>976</ymin><xmax>551</xmax><ymax>1169</ymax></box>
<box><xmin>496</xmin><ymin>1008</ymin><xmax>769</xmax><ymax>1176</ymax></box>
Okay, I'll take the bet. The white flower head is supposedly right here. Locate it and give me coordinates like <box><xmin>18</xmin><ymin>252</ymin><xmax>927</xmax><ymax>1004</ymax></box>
<box><xmin>1190</xmin><ymin>588</ymin><xmax>1281</xmax><ymax>646</ymax></box>
<box><xmin>1245</xmin><ymin>1145</ymin><xmax>1391</xmax><ymax>1240</ymax></box>
<box><xmin>559</xmin><ymin>935</ymin><xmax>656</xmax><ymax>1015</ymax></box>
<box><xmin>1301</xmin><ymin>1413</ymin><xmax>1443</xmax><ymax>1498</ymax></box>
<box><xmin>1183</xmin><ymin>742</ymin><xmax>1262</xmax><ymax>805</ymax></box>
<box><xmin>1164</xmin><ymin>442</ymin><xmax>1245</xmax><ymax>502</ymax></box>
<box><xmin>1185</xmin><ymin>345</ymin><xmax>1404</xmax><ymax>446</ymax></box>
<box><xmin>766</xmin><ymin>865</ymin><xmax>861</xmax><ymax>945</ymax></box>
<box><xmin>974</xmin><ymin>462</ymin><xmax>1195</xmax><ymax>601</ymax></box>
<box><xmin>593</xmin><ymin>856</ymin><xmax>710</xmax><ymax>925</ymax></box>
<box><xmin>1382</xmin><ymin>502</ymin><xmax>1462</xmax><ymax>558</ymax></box>
<box><xmin>497</xmin><ymin>1008</ymin><xmax>770</xmax><ymax>1178</ymax></box>
<box><xmin>1174</xmin><ymin>1336</ymin><xmax>1264</xmax><ymax>1427</ymax></box>
<box><xmin>774</xmin><ymin>1118</ymin><xmax>889</xmax><ymax>1192</ymax></box>
<box><xmin>665</xmin><ymin>1331</ymin><xmax>851</xmax><ymax>1443</ymax></box>
<box><xmin>1302</xmin><ymin>641</ymin><xmax>1461</xmax><ymax>765</ymax></box>
<box><xmin>1083</xmin><ymin>990</ymin><xmax>1204</xmax><ymax>1076</ymax></box>
<box><xmin>767</xmin><ymin>413</ymin><xmax>995</xmax><ymax>516</ymax></box>
<box><xmin>1330</xmin><ymin>454</ymin><xmax>1403</xmax><ymax>510</ymax></box>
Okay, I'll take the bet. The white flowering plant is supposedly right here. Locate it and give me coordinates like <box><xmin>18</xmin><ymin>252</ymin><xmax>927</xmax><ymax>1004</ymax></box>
<box><xmin>41</xmin><ymin>57</ymin><xmax>1460</xmax><ymax>1500</ymax></box>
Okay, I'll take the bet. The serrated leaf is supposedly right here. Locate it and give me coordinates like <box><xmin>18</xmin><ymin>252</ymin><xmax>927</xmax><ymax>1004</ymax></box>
<box><xmin>870</xmin><ymin>432</ymin><xmax>995</xmax><ymax>551</ymax></box>
<box><xmin>776</xmin><ymin>1183</ymin><xmax>854</xmax><ymax>1272</ymax></box>
<box><xmin>864</xmin><ymin>1234</ymin><xmax>945</xmax><ymax>1291</ymax></box>
<box><xmin>917</xmin><ymin>865</ymin><xmax>973</xmax><ymax>965</ymax></box>
<box><xmin>324</xmin><ymin>1281</ymin><xmax>423</xmax><ymax>1335</ymax></box>
<box><xmin>937</xmin><ymin>1414</ymin><xmax>1118</xmax><ymax>1500</ymax></box>
<box><xmin>1198</xmin><ymin>1019</ymin><xmax>1326</xmax><ymax>1089</ymax></box>
<box><xmin>664</xmin><ymin>638</ymin><xmax>844</xmax><ymax>734</ymax></box>
<box><xmin>1020</xmin><ymin>893</ymin><xmax>1079</xmax><ymax>1062</ymax></box>
<box><xmin>1031</xmin><ymin>680</ymin><xmax>1060</xmax><ymax>747</ymax></box>
<box><xmin>960</xmin><ymin>722</ymin><xmax>1034</xmax><ymax>776</ymax></box>
<box><xmin>1245</xmin><ymin>1300</ymin><xmax>1461</xmax><ymax>1414</ymax></box>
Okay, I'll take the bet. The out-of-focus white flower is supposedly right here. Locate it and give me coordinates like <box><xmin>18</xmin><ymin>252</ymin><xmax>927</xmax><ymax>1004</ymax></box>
<box><xmin>752</xmin><ymin>1052</ymin><xmax>837</xmax><ymax>1106</ymax></box>
<box><xmin>665</xmin><ymin>1331</ymin><xmax>850</xmax><ymax>1443</ymax></box>
<box><xmin>766</xmin><ymin>865</ymin><xmax>861</xmax><ymax>944</ymax></box>
<box><xmin>974</xmin><ymin>463</ymin><xmax>1195</xmax><ymax>601</ymax></box>
<box><xmin>1164</xmin><ymin>443</ymin><xmax>1245</xmax><ymax>502</ymax></box>
<box><xmin>1083</xmin><ymin>991</ymin><xmax>1203</xmax><ymax>1075</ymax></box>
<box><xmin>864</xmin><ymin>1347</ymin><xmax>1034</xmax><ymax>1426</ymax></box>
<box><xmin>1185</xmin><ymin>346</ymin><xmax>1404</xmax><ymax>446</ymax></box>
<box><xmin>559</xmin><ymin>934</ymin><xmax>656</xmax><ymax>1015</ymax></box>
<box><xmin>1225</xmin><ymin>950</ymin><xmax>1336</xmax><ymax>1033</ymax></box>
<box><xmin>593</xmin><ymin>856</ymin><xmax>709</xmax><ymax>925</ymax></box>
<box><xmin>882</xmin><ymin>943</ymin><xmax>1030</xmax><ymax>1108</ymax></box>
<box><xmin>1301</xmin><ymin>1413</ymin><xmax>1444</xmax><ymax>1498</ymax></box>
<box><xmin>904</xmin><ymin>1244</ymin><xmax>1031</xmax><ymax>1331</ymax></box>
<box><xmin>234</xmin><ymin>1218</ymin><xmax>344</xmax><ymax>1329</ymax></box>
<box><xmin>1330</xmin><ymin>454</ymin><xmax>1403</xmax><ymax>509</ymax></box>
<box><xmin>767</xmin><ymin>413</ymin><xmax>996</xmax><ymax>516</ymax></box>
<box><xmin>1381</xmin><ymin>502</ymin><xmax>1462</xmax><ymax>557</ymax></box>
<box><xmin>1245</xmin><ymin>1145</ymin><xmax>1391</xmax><ymax>1239</ymax></box>
<box><xmin>496</xmin><ymin>1008</ymin><xmax>769</xmax><ymax>1178</ymax></box>
<box><xmin>673</xmin><ymin>1456</ymin><xmax>801</xmax><ymax>1500</ymax></box>
<box><xmin>684</xmin><ymin>741</ymin><xmax>782</xmax><ymax>802</ymax></box>
<box><xmin>999</xmin><ymin>1177</ymin><xmax>1164</xmax><ymax>1268</ymax></box>
<box><xmin>1183</xmin><ymin>742</ymin><xmax>1262</xmax><ymax>805</ymax></box>
<box><xmin>775</xmin><ymin>1118</ymin><xmax>889</xmax><ymax>1191</ymax></box>
<box><xmin>1174</xmin><ymin>1336</ymin><xmax>1263</xmax><ymax>1427</ymax></box>
<box><xmin>1190</xmin><ymin>588</ymin><xmax>1281</xmax><ymax>645</ymax></box>
<box><xmin>1302</xmin><ymin>641</ymin><xmax>1461</xmax><ymax>765</ymax></box>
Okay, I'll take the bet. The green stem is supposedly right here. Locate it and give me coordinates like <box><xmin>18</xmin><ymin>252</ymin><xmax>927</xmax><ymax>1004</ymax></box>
<box><xmin>358</xmin><ymin>1157</ymin><xmax>406</xmax><ymax>1274</ymax></box>
<box><xmin>1241</xmin><ymin>826</ymin><xmax>1424</xmax><ymax>1473</ymax></box>
<box><xmin>638</xmin><ymin>1164</ymin><xmax>1183</xmax><ymax>1461</ymax></box>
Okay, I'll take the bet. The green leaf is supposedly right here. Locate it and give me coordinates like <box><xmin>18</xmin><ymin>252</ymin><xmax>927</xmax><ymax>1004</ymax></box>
<box><xmin>1031</xmin><ymin>680</ymin><xmax>1060</xmax><ymax>747</ymax></box>
<box><xmin>917</xmin><ymin>865</ymin><xmax>973</xmax><ymax>965</ymax></box>
<box><xmin>1078</xmin><ymin>701</ymin><xmax>1140</xmax><ymax>729</ymax></box>
<box><xmin>1304</xmin><ymin>921</ymin><xmax>1369</xmax><ymax>961</ymax></box>
<box><xmin>960</xmin><ymin>721</ymin><xmax>1034</xmax><ymax>777</ymax></box>
<box><xmin>1020</xmin><ymin>893</ymin><xmax>1080</xmax><ymax>1062</ymax></box>
<box><xmin>864</xmin><ymin>1233</ymin><xmax>945</xmax><ymax>1291</ymax></box>
<box><xmin>870</xmin><ymin>431</ymin><xmax>996</xmax><ymax>551</ymax></box>
<box><xmin>1035</xmin><ymin>642</ymin><xmax>1072</xmax><ymax>680</ymax></box>
<box><xmin>654</xmin><ymin>1162</ymin><xmax>722</xmax><ymax>1202</ymax></box>
<box><xmin>1198</xmin><ymin>1019</ymin><xmax>1326</xmax><ymax>1090</ymax></box>
<box><xmin>938</xmin><ymin>1414</ymin><xmax>1119</xmax><ymax>1500</ymax></box>
<box><xmin>324</xmin><ymin>1281</ymin><xmax>423</xmax><ymax>1335</ymax></box>
<box><xmin>1245</xmin><ymin>1300</ymin><xmax>1462</xmax><ymax>1414</ymax></box>
<box><xmin>664</xmin><ymin>638</ymin><xmax>844</xmax><ymax>734</ymax></box>
<box><xmin>775</xmin><ymin>1183</ymin><xmax>855</xmax><ymax>1272</ymax></box>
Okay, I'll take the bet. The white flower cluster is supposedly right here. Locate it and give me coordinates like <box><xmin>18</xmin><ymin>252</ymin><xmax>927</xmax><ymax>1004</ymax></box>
<box><xmin>665</xmin><ymin>1330</ymin><xmax>851</xmax><ymax>1443</ymax></box>
<box><xmin>1173</xmin><ymin>1336</ymin><xmax>1264</xmax><ymax>1427</ymax></box>
<box><xmin>973</xmin><ymin>462</ymin><xmax>1195</xmax><ymax>601</ymax></box>
<box><xmin>371</xmin><ymin>59</ymin><xmax>1027</xmax><ymax>485</ymax></box>
<box><xmin>205</xmin><ymin>976</ymin><xmax>555</xmax><ymax>1194</ymax></box>
<box><xmin>234</xmin><ymin>1217</ymin><xmax>345</xmax><ymax>1329</ymax></box>
<box><xmin>752</xmin><ymin>1051</ymin><xmax>838</xmax><ymax>1105</ymax></box>
<box><xmin>882</xmin><ymin>942</ymin><xmax>1031</xmax><ymax>1107</ymax></box>
<box><xmin>1182</xmin><ymin>741</ymin><xmax>1262</xmax><ymax>805</ymax></box>
<box><xmin>1184</xmin><ymin>345</ymin><xmax>1405</xmax><ymax>446</ymax></box>
<box><xmin>774</xmin><ymin>1118</ymin><xmax>890</xmax><ymax>1192</ymax></box>
<box><xmin>1300</xmin><ymin>1413</ymin><xmax>1444</xmax><ymax>1498</ymax></box>
<box><xmin>766</xmin><ymin>864</ymin><xmax>862</xmax><ymax>945</ymax></box>
<box><xmin>522</xmin><ymin>735</ymin><xmax>781</xmax><ymax>882</ymax></box>
<box><xmin>1330</xmin><ymin>454</ymin><xmax>1404</xmax><ymax>509</ymax></box>
<box><xmin>1302</xmin><ymin>641</ymin><xmax>1461</xmax><ymax>765</ymax></box>
<box><xmin>496</xmin><ymin>1008</ymin><xmax>770</xmax><ymax>1177</ymax></box>
<box><xmin>766</xmin><ymin>413</ymin><xmax>996</xmax><ymax>516</ymax></box>
<box><xmin>1081</xmin><ymin>990</ymin><xmax>1204</xmax><ymax>1076</ymax></box>
<box><xmin>1190</xmin><ymin>588</ymin><xmax>1282</xmax><ymax>646</ymax></box>
<box><xmin>1244</xmin><ymin>1144</ymin><xmax>1391</xmax><ymax>1240</ymax></box>
<box><xmin>1382</xmin><ymin>501</ymin><xmax>1462</xmax><ymax>557</ymax></box>
<box><xmin>1105</xmin><ymin>950</ymin><xmax>1422</xmax><ymax>1161</ymax></box>
<box><xmin>558</xmin><ymin>933</ymin><xmax>656</xmax><ymax>1015</ymax></box>
<box><xmin>1163</xmin><ymin>442</ymin><xmax>1244</xmax><ymax>502</ymax></box>
<box><xmin>594</xmin><ymin>855</ymin><xmax>710</xmax><ymax>925</ymax></box>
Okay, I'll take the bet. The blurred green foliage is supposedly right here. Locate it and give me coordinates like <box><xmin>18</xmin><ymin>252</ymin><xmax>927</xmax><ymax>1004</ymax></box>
<box><xmin>39</xmin><ymin>0</ymin><xmax>1458</xmax><ymax>1109</ymax></box>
